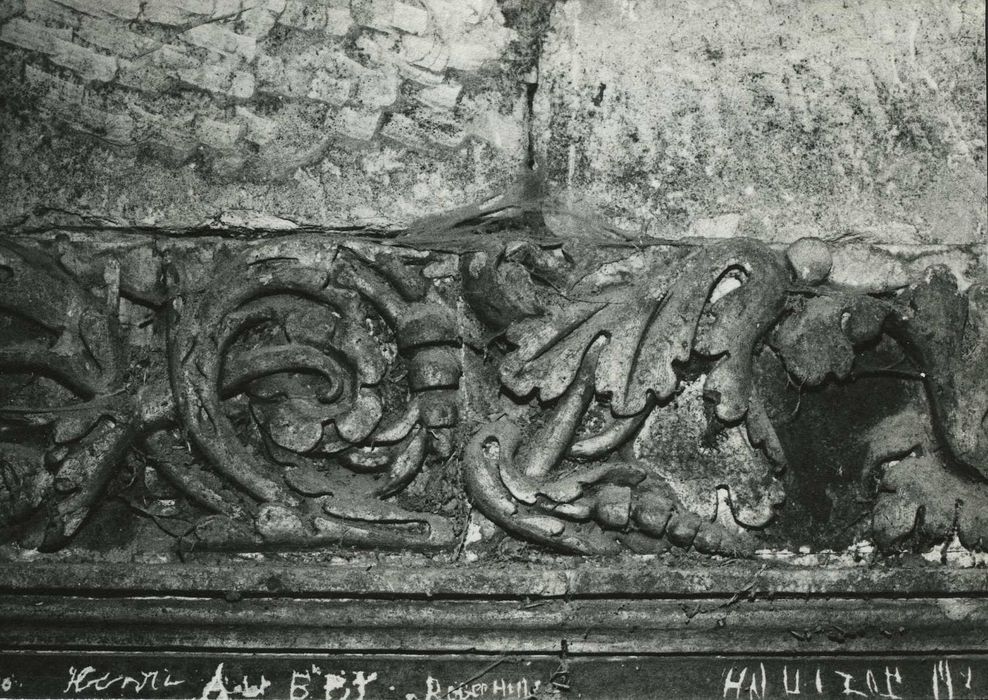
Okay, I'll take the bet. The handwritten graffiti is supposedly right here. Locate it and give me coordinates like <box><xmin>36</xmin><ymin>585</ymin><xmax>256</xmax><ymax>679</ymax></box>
<box><xmin>0</xmin><ymin>654</ymin><xmax>986</xmax><ymax>699</ymax></box>
<box><xmin>722</xmin><ymin>660</ymin><xmax>977</xmax><ymax>699</ymax></box>
<box><xmin>63</xmin><ymin>666</ymin><xmax>184</xmax><ymax>695</ymax></box>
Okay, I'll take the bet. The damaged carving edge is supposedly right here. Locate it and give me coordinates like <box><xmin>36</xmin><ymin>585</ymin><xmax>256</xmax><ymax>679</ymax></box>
<box><xmin>1</xmin><ymin>231</ymin><xmax>987</xmax><ymax>565</ymax></box>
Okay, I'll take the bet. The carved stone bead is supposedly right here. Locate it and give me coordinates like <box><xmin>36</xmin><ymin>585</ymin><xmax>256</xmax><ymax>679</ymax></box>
<box><xmin>594</xmin><ymin>485</ymin><xmax>632</xmax><ymax>529</ymax></box>
<box><xmin>407</xmin><ymin>346</ymin><xmax>462</xmax><ymax>390</ymax></box>
<box><xmin>786</xmin><ymin>237</ymin><xmax>833</xmax><ymax>285</ymax></box>
<box><xmin>631</xmin><ymin>493</ymin><xmax>674</xmax><ymax>537</ymax></box>
<box><xmin>666</xmin><ymin>512</ymin><xmax>702</xmax><ymax>548</ymax></box>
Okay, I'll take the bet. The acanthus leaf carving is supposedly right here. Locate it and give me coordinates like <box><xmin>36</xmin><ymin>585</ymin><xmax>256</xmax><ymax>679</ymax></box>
<box><xmin>1</xmin><ymin>233</ymin><xmax>986</xmax><ymax>560</ymax></box>
<box><xmin>0</xmin><ymin>240</ymin><xmax>136</xmax><ymax>551</ymax></box>
<box><xmin>460</xmin><ymin>238</ymin><xmax>792</xmax><ymax>555</ymax></box>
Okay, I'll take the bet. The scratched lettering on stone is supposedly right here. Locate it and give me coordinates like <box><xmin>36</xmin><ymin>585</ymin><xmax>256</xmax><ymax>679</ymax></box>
<box><xmin>405</xmin><ymin>674</ymin><xmax>543</xmax><ymax>699</ymax></box>
<box><xmin>721</xmin><ymin>659</ymin><xmax>982</xmax><ymax>699</ymax></box>
<box><xmin>0</xmin><ymin>655</ymin><xmax>986</xmax><ymax>699</ymax></box>
<box><xmin>62</xmin><ymin>666</ymin><xmax>184</xmax><ymax>696</ymax></box>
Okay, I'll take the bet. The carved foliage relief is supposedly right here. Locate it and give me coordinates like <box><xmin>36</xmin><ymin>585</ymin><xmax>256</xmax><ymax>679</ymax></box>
<box><xmin>1</xmin><ymin>234</ymin><xmax>986</xmax><ymax>560</ymax></box>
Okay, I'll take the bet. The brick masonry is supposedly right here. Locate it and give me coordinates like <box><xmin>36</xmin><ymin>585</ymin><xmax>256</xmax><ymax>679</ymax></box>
<box><xmin>0</xmin><ymin>0</ymin><xmax>535</xmax><ymax>228</ymax></box>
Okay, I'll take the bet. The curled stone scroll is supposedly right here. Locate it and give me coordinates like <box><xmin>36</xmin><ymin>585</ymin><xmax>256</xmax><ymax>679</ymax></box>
<box><xmin>164</xmin><ymin>240</ymin><xmax>460</xmax><ymax>551</ymax></box>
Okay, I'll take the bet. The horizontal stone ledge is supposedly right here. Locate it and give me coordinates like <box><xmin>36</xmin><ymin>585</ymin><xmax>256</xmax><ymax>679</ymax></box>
<box><xmin>6</xmin><ymin>228</ymin><xmax>983</xmax><ymax>291</ymax></box>
<box><xmin>1</xmin><ymin>593</ymin><xmax>986</xmax><ymax>654</ymax></box>
<box><xmin>0</xmin><ymin>563</ymin><xmax>985</xmax><ymax>599</ymax></box>
<box><xmin>7</xmin><ymin>225</ymin><xmax>985</xmax><ymax>250</ymax></box>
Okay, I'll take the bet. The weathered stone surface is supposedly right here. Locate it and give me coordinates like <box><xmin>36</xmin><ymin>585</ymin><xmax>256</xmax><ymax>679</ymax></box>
<box><xmin>533</xmin><ymin>0</ymin><xmax>986</xmax><ymax>246</ymax></box>
<box><xmin>0</xmin><ymin>0</ymin><xmax>533</xmax><ymax>229</ymax></box>
<box><xmin>0</xmin><ymin>2</ymin><xmax>986</xmax><ymax>680</ymax></box>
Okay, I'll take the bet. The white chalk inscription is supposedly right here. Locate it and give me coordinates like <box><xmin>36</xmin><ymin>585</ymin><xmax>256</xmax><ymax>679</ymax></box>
<box><xmin>0</xmin><ymin>654</ymin><xmax>985</xmax><ymax>698</ymax></box>
<box><xmin>721</xmin><ymin>659</ymin><xmax>977</xmax><ymax>699</ymax></box>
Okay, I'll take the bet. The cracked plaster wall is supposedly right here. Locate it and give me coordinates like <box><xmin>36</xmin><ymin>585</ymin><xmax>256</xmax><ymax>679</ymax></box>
<box><xmin>535</xmin><ymin>0</ymin><xmax>986</xmax><ymax>250</ymax></box>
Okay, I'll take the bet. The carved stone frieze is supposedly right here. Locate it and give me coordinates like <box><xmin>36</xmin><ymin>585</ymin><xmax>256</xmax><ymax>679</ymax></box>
<box><xmin>1</xmin><ymin>234</ymin><xmax>986</xmax><ymax>560</ymax></box>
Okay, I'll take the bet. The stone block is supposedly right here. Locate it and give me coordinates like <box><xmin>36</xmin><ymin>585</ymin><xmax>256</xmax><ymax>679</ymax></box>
<box><xmin>116</xmin><ymin>60</ymin><xmax>173</xmax><ymax>93</ymax></box>
<box><xmin>178</xmin><ymin>60</ymin><xmax>255</xmax><ymax>99</ymax></box>
<box><xmin>396</xmin><ymin>60</ymin><xmax>444</xmax><ymax>87</ymax></box>
<box><xmin>238</xmin><ymin>7</ymin><xmax>278</xmax><ymax>37</ymax></box>
<box><xmin>76</xmin><ymin>17</ymin><xmax>162</xmax><ymax>58</ymax></box>
<box><xmin>416</xmin><ymin>82</ymin><xmax>461</xmax><ymax>111</ymax></box>
<box><xmin>380</xmin><ymin>113</ymin><xmax>428</xmax><ymax>151</ymax></box>
<box><xmin>54</xmin><ymin>0</ymin><xmax>140</xmax><ymax>20</ymax></box>
<box><xmin>132</xmin><ymin>107</ymin><xmax>198</xmax><ymax>162</ymax></box>
<box><xmin>307</xmin><ymin>70</ymin><xmax>352</xmax><ymax>106</ymax></box>
<box><xmin>447</xmin><ymin>39</ymin><xmax>499</xmax><ymax>71</ymax></box>
<box><xmin>22</xmin><ymin>64</ymin><xmax>134</xmax><ymax>144</ymax></box>
<box><xmin>381</xmin><ymin>111</ymin><xmax>463</xmax><ymax>151</ymax></box>
<box><xmin>183</xmin><ymin>23</ymin><xmax>256</xmax><ymax>61</ymax></box>
<box><xmin>0</xmin><ymin>17</ymin><xmax>116</xmax><ymax>82</ymax></box>
<box><xmin>278</xmin><ymin>0</ymin><xmax>326</xmax><ymax>32</ymax></box>
<box><xmin>332</xmin><ymin>106</ymin><xmax>382</xmax><ymax>142</ymax></box>
<box><xmin>362</xmin><ymin>0</ymin><xmax>395</xmax><ymax>31</ymax></box>
<box><xmin>24</xmin><ymin>0</ymin><xmax>79</xmax><ymax>26</ymax></box>
<box><xmin>324</xmin><ymin>6</ymin><xmax>353</xmax><ymax>36</ymax></box>
<box><xmin>141</xmin><ymin>0</ymin><xmax>215</xmax><ymax>26</ymax></box>
<box><xmin>391</xmin><ymin>1</ymin><xmax>428</xmax><ymax>35</ymax></box>
<box><xmin>235</xmin><ymin>106</ymin><xmax>278</xmax><ymax>145</ymax></box>
<box><xmin>0</xmin><ymin>0</ymin><xmax>23</xmax><ymax>23</ymax></box>
<box><xmin>353</xmin><ymin>69</ymin><xmax>399</xmax><ymax>109</ymax></box>
<box><xmin>196</xmin><ymin>116</ymin><xmax>245</xmax><ymax>150</ymax></box>
<box><xmin>212</xmin><ymin>0</ymin><xmax>240</xmax><ymax>16</ymax></box>
<box><xmin>24</xmin><ymin>62</ymin><xmax>83</xmax><ymax>104</ymax></box>
<box><xmin>49</xmin><ymin>37</ymin><xmax>118</xmax><ymax>82</ymax></box>
<box><xmin>400</xmin><ymin>34</ymin><xmax>448</xmax><ymax>72</ymax></box>
<box><xmin>73</xmin><ymin>102</ymin><xmax>135</xmax><ymax>144</ymax></box>
<box><xmin>1</xmin><ymin>17</ymin><xmax>67</xmax><ymax>54</ymax></box>
<box><xmin>154</xmin><ymin>43</ymin><xmax>199</xmax><ymax>70</ymax></box>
